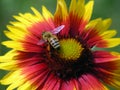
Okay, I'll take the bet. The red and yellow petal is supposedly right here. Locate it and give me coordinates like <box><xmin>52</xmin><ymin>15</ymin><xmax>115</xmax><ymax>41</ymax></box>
<box><xmin>93</xmin><ymin>51</ymin><xmax>120</xmax><ymax>63</ymax></box>
<box><xmin>16</xmin><ymin>52</ymin><xmax>45</xmax><ymax>68</ymax></box>
<box><xmin>69</xmin><ymin>0</ymin><xmax>94</xmax><ymax>36</ymax></box>
<box><xmin>94</xmin><ymin>51</ymin><xmax>120</xmax><ymax>73</ymax></box>
<box><xmin>54</xmin><ymin>0</ymin><xmax>68</xmax><ymax>24</ymax></box>
<box><xmin>0</xmin><ymin>70</ymin><xmax>28</xmax><ymax>90</ymax></box>
<box><xmin>0</xmin><ymin>63</ymin><xmax>49</xmax><ymax>90</ymax></box>
<box><xmin>69</xmin><ymin>0</ymin><xmax>85</xmax><ymax>36</ymax></box>
<box><xmin>42</xmin><ymin>6</ymin><xmax>54</xmax><ymax>28</ymax></box>
<box><xmin>10</xmin><ymin>7</ymin><xmax>54</xmax><ymax>40</ymax></box>
<box><xmin>93</xmin><ymin>51</ymin><xmax>120</xmax><ymax>87</ymax></box>
<box><xmin>69</xmin><ymin>0</ymin><xmax>85</xmax><ymax>18</ymax></box>
<box><xmin>2</xmin><ymin>40</ymin><xmax>45</xmax><ymax>53</ymax></box>
<box><xmin>54</xmin><ymin>0</ymin><xmax>69</xmax><ymax>37</ymax></box>
<box><xmin>14</xmin><ymin>7</ymin><xmax>44</xmax><ymax>27</ymax></box>
<box><xmin>82</xmin><ymin>18</ymin><xmax>120</xmax><ymax>48</ymax></box>
<box><xmin>4</xmin><ymin>25</ymin><xmax>30</xmax><ymax>41</ymax></box>
<box><xmin>3</xmin><ymin>7</ymin><xmax>51</xmax><ymax>52</ymax></box>
<box><xmin>84</xmin><ymin>18</ymin><xmax>112</xmax><ymax>36</ymax></box>
<box><xmin>20</xmin><ymin>63</ymin><xmax>49</xmax><ymax>90</ymax></box>
<box><xmin>2</xmin><ymin>41</ymin><xmax>24</xmax><ymax>51</ymax></box>
<box><xmin>96</xmin><ymin>38</ymin><xmax>120</xmax><ymax>48</ymax></box>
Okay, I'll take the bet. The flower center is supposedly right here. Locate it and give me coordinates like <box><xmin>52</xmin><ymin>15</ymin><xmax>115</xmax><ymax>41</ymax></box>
<box><xmin>45</xmin><ymin>38</ymin><xmax>95</xmax><ymax>81</ymax></box>
<box><xmin>59</xmin><ymin>38</ymin><xmax>84</xmax><ymax>61</ymax></box>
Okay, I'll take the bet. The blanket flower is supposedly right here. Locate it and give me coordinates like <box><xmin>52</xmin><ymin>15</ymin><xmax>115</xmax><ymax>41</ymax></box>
<box><xmin>0</xmin><ymin>0</ymin><xmax>120</xmax><ymax>90</ymax></box>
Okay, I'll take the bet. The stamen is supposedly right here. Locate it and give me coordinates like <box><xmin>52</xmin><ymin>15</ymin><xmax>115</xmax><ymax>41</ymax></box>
<box><xmin>59</xmin><ymin>39</ymin><xmax>84</xmax><ymax>60</ymax></box>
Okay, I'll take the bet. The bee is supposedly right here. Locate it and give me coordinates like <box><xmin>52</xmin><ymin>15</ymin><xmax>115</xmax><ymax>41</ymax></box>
<box><xmin>37</xmin><ymin>25</ymin><xmax>65</xmax><ymax>49</ymax></box>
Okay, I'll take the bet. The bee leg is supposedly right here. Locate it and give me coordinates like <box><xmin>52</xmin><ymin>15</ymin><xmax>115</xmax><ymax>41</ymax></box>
<box><xmin>46</xmin><ymin>44</ymin><xmax>51</xmax><ymax>51</ymax></box>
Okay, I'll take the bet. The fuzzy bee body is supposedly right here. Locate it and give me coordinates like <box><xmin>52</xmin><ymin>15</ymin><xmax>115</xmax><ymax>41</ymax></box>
<box><xmin>42</xmin><ymin>31</ymin><xmax>60</xmax><ymax>49</ymax></box>
<box><xmin>37</xmin><ymin>25</ymin><xmax>65</xmax><ymax>50</ymax></box>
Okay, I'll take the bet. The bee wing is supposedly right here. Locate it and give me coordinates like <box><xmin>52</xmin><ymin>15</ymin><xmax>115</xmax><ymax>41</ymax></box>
<box><xmin>51</xmin><ymin>25</ymin><xmax>65</xmax><ymax>34</ymax></box>
<box><xmin>37</xmin><ymin>39</ymin><xmax>46</xmax><ymax>45</ymax></box>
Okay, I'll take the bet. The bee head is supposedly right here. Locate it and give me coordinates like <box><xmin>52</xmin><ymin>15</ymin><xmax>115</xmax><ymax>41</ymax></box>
<box><xmin>42</xmin><ymin>31</ymin><xmax>52</xmax><ymax>40</ymax></box>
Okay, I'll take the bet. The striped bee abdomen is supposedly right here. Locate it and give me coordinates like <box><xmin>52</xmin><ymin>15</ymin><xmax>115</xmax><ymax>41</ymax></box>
<box><xmin>50</xmin><ymin>38</ymin><xmax>60</xmax><ymax>49</ymax></box>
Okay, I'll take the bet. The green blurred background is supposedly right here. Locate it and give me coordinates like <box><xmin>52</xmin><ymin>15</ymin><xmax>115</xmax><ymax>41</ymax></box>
<box><xmin>0</xmin><ymin>0</ymin><xmax>120</xmax><ymax>90</ymax></box>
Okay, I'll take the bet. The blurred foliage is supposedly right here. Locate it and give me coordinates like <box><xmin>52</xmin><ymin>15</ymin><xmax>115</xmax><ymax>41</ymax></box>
<box><xmin>0</xmin><ymin>0</ymin><xmax>120</xmax><ymax>89</ymax></box>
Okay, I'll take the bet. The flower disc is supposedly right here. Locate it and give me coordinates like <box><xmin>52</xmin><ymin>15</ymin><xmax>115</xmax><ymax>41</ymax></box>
<box><xmin>59</xmin><ymin>38</ymin><xmax>84</xmax><ymax>60</ymax></box>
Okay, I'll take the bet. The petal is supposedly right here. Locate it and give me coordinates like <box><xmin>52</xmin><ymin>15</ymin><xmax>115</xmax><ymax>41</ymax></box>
<box><xmin>42</xmin><ymin>74</ymin><xmax>61</xmax><ymax>90</ymax></box>
<box><xmin>18</xmin><ymin>13</ymin><xmax>41</xmax><ymax>24</ymax></box>
<box><xmin>2</xmin><ymin>41</ymin><xmax>45</xmax><ymax>52</ymax></box>
<box><xmin>21</xmin><ymin>64</ymin><xmax>49</xmax><ymax>90</ymax></box>
<box><xmin>13</xmin><ymin>7</ymin><xmax>44</xmax><ymax>29</ymax></box>
<box><xmin>93</xmin><ymin>51</ymin><xmax>120</xmax><ymax>87</ymax></box>
<box><xmin>17</xmin><ymin>81</ymin><xmax>33</xmax><ymax>90</ymax></box>
<box><xmin>60</xmin><ymin>81</ymin><xmax>76</xmax><ymax>90</ymax></box>
<box><xmin>23</xmin><ymin>34</ymin><xmax>39</xmax><ymax>45</ymax></box>
<box><xmin>10</xmin><ymin>21</ymin><xmax>27</xmax><ymax>30</ymax></box>
<box><xmin>42</xmin><ymin>6</ymin><xmax>54</xmax><ymax>28</ymax></box>
<box><xmin>85</xmin><ymin>18</ymin><xmax>111</xmax><ymax>34</ymax></box>
<box><xmin>23</xmin><ymin>42</ymin><xmax>46</xmax><ymax>52</ymax></box>
<box><xmin>7</xmin><ymin>25</ymin><xmax>28</xmax><ymax>35</ymax></box>
<box><xmin>83</xmin><ymin>0</ymin><xmax>94</xmax><ymax>22</ymax></box>
<box><xmin>0</xmin><ymin>50</ymin><xmax>17</xmax><ymax>62</ymax></box>
<box><xmin>69</xmin><ymin>0</ymin><xmax>86</xmax><ymax>36</ymax></box>
<box><xmin>42</xmin><ymin>6</ymin><xmax>53</xmax><ymax>21</ymax></box>
<box><xmin>83</xmin><ymin>18</ymin><xmax>118</xmax><ymax>48</ymax></box>
<box><xmin>4</xmin><ymin>25</ymin><xmax>29</xmax><ymax>41</ymax></box>
<box><xmin>69</xmin><ymin>0</ymin><xmax>85</xmax><ymax>18</ymax></box>
<box><xmin>102</xmin><ymin>18</ymin><xmax>112</xmax><ymax>30</ymax></box>
<box><xmin>96</xmin><ymin>38</ymin><xmax>120</xmax><ymax>48</ymax></box>
<box><xmin>54</xmin><ymin>0</ymin><xmax>69</xmax><ymax>37</ymax></box>
<box><xmin>2</xmin><ymin>41</ymin><xmax>24</xmax><ymax>51</ymax></box>
<box><xmin>13</xmin><ymin>15</ymin><xmax>32</xmax><ymax>27</ymax></box>
<box><xmin>0</xmin><ymin>61</ymin><xmax>17</xmax><ymax>70</ymax></box>
<box><xmin>31</xmin><ymin>7</ymin><xmax>43</xmax><ymax>21</ymax></box>
<box><xmin>79</xmin><ymin>74</ymin><xmax>108</xmax><ymax>90</ymax></box>
<box><xmin>100</xmin><ymin>30</ymin><xmax>117</xmax><ymax>39</ymax></box>
<box><xmin>54</xmin><ymin>0</ymin><xmax>68</xmax><ymax>24</ymax></box>
<box><xmin>5</xmin><ymin>74</ymin><xmax>27</xmax><ymax>90</ymax></box>
<box><xmin>4</xmin><ymin>31</ymin><xmax>24</xmax><ymax>41</ymax></box>
<box><xmin>96</xmin><ymin>67</ymin><xmax>120</xmax><ymax>88</ymax></box>
<box><xmin>5</xmin><ymin>63</ymin><xmax>48</xmax><ymax>90</ymax></box>
<box><xmin>27</xmin><ymin>21</ymin><xmax>50</xmax><ymax>38</ymax></box>
<box><xmin>0</xmin><ymin>70</ymin><xmax>23</xmax><ymax>85</ymax></box>
<box><xmin>93</xmin><ymin>51</ymin><xmax>120</xmax><ymax>63</ymax></box>
<box><xmin>69</xmin><ymin>0</ymin><xmax>77</xmax><ymax>13</ymax></box>
<box><xmin>85</xmin><ymin>18</ymin><xmax>103</xmax><ymax>34</ymax></box>
<box><xmin>9</xmin><ymin>7</ymin><xmax>44</xmax><ymax>39</ymax></box>
<box><xmin>17</xmin><ymin>55</ymin><xmax>44</xmax><ymax>68</ymax></box>
<box><xmin>93</xmin><ymin>51</ymin><xmax>120</xmax><ymax>73</ymax></box>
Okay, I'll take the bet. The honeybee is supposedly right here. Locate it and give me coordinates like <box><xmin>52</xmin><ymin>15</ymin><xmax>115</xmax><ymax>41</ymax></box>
<box><xmin>37</xmin><ymin>25</ymin><xmax>65</xmax><ymax>49</ymax></box>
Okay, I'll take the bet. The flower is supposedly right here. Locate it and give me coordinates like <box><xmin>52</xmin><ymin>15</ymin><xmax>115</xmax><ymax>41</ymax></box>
<box><xmin>0</xmin><ymin>0</ymin><xmax>120</xmax><ymax>90</ymax></box>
